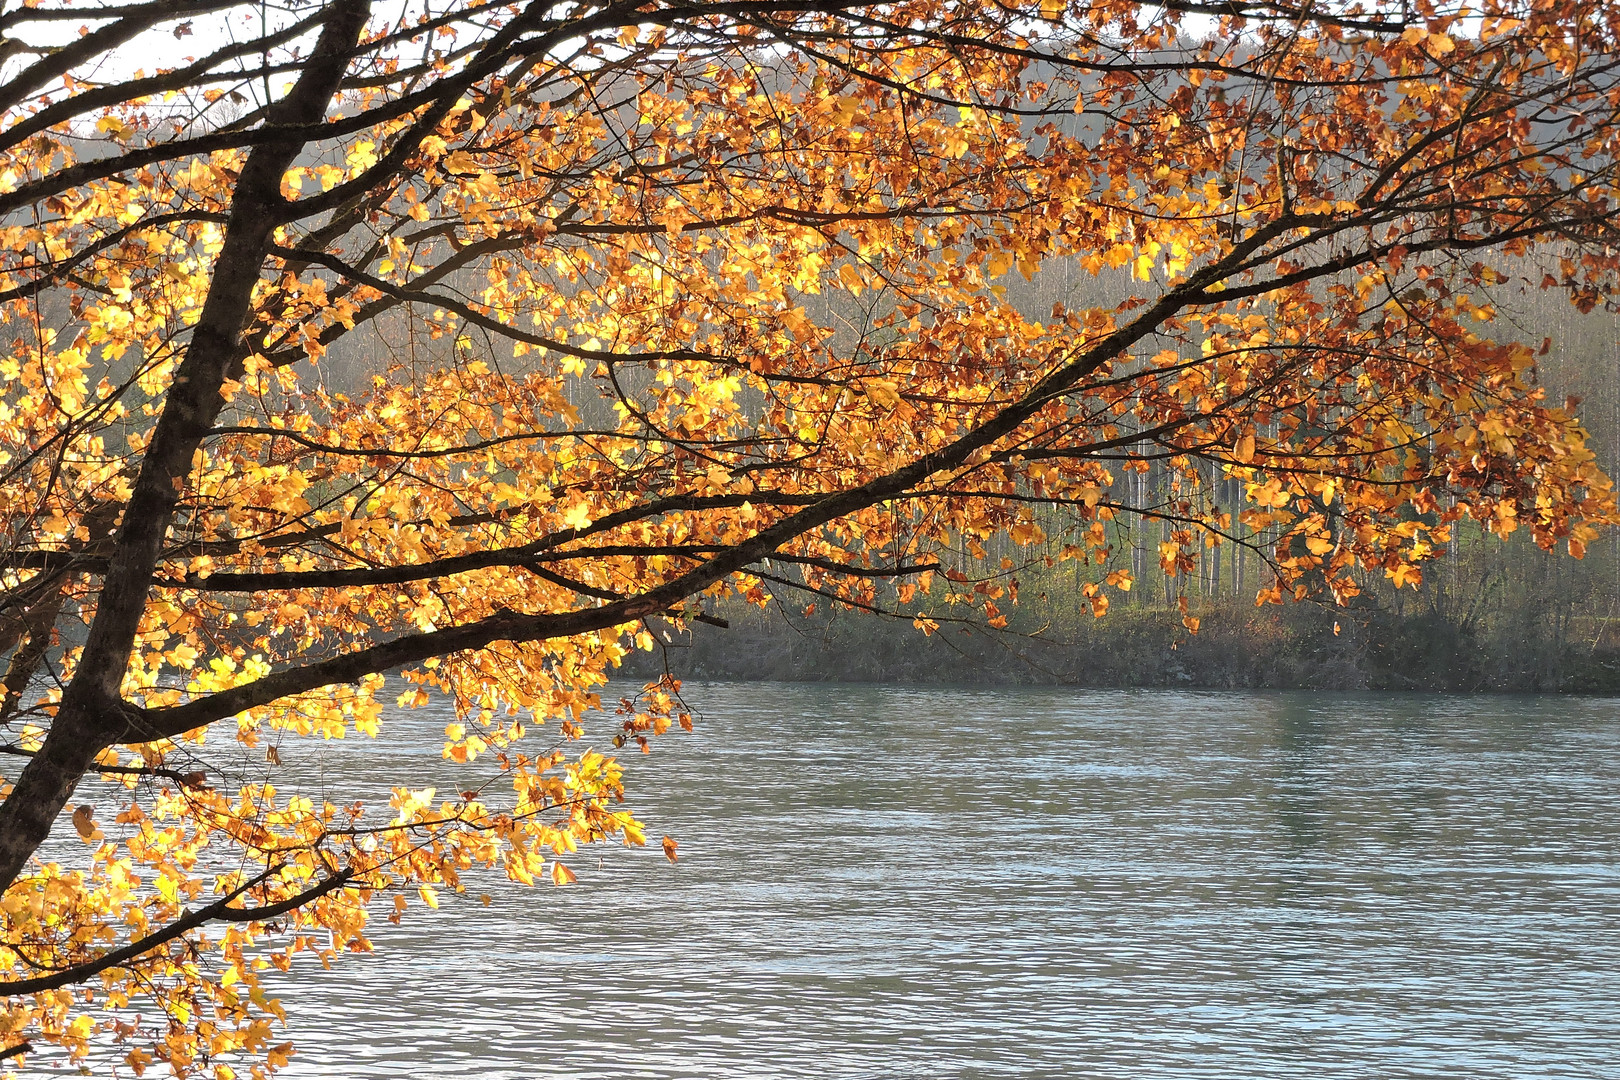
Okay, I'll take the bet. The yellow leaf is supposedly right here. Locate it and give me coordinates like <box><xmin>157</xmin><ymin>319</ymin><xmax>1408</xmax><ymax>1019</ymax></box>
<box><xmin>837</xmin><ymin>262</ymin><xmax>864</xmax><ymax>296</ymax></box>
<box><xmin>550</xmin><ymin>861</ymin><xmax>577</xmax><ymax>886</ymax></box>
<box><xmin>561</xmin><ymin>500</ymin><xmax>592</xmax><ymax>530</ymax></box>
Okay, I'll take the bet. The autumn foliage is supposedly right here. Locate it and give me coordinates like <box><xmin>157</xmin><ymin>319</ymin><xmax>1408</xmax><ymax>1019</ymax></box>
<box><xmin>0</xmin><ymin>0</ymin><xmax>1617</xmax><ymax>1072</ymax></box>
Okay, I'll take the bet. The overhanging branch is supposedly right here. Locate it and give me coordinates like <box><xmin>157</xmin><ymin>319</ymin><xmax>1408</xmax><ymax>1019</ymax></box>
<box><xmin>0</xmin><ymin>868</ymin><xmax>355</xmax><ymax>996</ymax></box>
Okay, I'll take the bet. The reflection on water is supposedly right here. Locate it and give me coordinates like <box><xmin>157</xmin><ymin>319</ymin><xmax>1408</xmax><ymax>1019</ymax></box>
<box><xmin>258</xmin><ymin>686</ymin><xmax>1619</xmax><ymax>1079</ymax></box>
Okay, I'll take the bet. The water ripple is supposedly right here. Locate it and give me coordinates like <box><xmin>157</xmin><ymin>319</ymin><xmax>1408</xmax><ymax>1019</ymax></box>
<box><xmin>262</xmin><ymin>686</ymin><xmax>1620</xmax><ymax>1079</ymax></box>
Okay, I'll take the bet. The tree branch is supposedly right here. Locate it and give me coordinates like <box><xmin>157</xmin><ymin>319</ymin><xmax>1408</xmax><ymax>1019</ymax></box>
<box><xmin>0</xmin><ymin>868</ymin><xmax>355</xmax><ymax>996</ymax></box>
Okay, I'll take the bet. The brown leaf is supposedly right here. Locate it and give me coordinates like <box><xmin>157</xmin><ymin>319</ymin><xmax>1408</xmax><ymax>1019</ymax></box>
<box><xmin>71</xmin><ymin>805</ymin><xmax>96</xmax><ymax>840</ymax></box>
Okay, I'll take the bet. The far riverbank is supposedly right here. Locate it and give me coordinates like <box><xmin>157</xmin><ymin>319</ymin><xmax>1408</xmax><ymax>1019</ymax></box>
<box><xmin>622</xmin><ymin>598</ymin><xmax>1620</xmax><ymax>693</ymax></box>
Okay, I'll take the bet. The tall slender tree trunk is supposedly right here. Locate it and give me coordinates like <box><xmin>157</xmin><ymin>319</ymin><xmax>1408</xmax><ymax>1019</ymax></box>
<box><xmin>0</xmin><ymin>0</ymin><xmax>371</xmax><ymax>894</ymax></box>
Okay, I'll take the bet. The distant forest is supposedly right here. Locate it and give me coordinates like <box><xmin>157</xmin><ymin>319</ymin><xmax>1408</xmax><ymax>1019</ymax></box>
<box><xmin>631</xmin><ymin>287</ymin><xmax>1620</xmax><ymax>693</ymax></box>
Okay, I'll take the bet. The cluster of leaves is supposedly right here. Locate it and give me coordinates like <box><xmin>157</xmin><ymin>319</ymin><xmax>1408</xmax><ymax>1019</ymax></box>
<box><xmin>0</xmin><ymin>0</ymin><xmax>1617</xmax><ymax>1073</ymax></box>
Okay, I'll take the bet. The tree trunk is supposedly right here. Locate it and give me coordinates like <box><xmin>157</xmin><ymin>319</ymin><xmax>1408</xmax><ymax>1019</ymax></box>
<box><xmin>0</xmin><ymin>0</ymin><xmax>371</xmax><ymax>894</ymax></box>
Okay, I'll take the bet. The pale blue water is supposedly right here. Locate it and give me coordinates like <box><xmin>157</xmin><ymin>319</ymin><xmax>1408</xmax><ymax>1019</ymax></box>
<box><xmin>262</xmin><ymin>686</ymin><xmax>1620</xmax><ymax>1079</ymax></box>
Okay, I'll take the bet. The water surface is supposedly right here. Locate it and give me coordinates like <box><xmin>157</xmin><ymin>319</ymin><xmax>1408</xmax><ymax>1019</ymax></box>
<box><xmin>268</xmin><ymin>686</ymin><xmax>1620</xmax><ymax>1079</ymax></box>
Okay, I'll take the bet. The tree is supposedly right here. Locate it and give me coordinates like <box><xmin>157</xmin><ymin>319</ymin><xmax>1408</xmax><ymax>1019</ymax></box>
<box><xmin>0</xmin><ymin>0</ymin><xmax>1615</xmax><ymax>1071</ymax></box>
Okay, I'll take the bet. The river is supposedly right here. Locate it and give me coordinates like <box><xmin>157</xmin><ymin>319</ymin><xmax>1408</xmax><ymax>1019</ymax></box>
<box><xmin>260</xmin><ymin>684</ymin><xmax>1620</xmax><ymax>1079</ymax></box>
